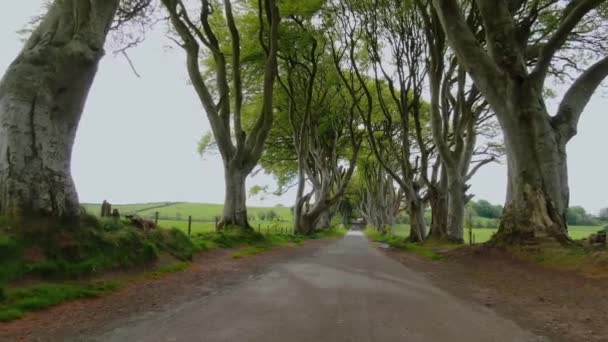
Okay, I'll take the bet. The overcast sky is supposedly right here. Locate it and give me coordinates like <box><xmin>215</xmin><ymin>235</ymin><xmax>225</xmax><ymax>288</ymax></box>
<box><xmin>2</xmin><ymin>2</ymin><xmax>607</xmax><ymax>213</ymax></box>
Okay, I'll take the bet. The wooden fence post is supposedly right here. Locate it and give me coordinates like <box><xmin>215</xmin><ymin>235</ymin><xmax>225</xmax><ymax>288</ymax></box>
<box><xmin>155</xmin><ymin>211</ymin><xmax>159</xmax><ymax>225</ymax></box>
<box><xmin>188</xmin><ymin>216</ymin><xmax>192</xmax><ymax>236</ymax></box>
<box><xmin>215</xmin><ymin>217</ymin><xmax>219</xmax><ymax>232</ymax></box>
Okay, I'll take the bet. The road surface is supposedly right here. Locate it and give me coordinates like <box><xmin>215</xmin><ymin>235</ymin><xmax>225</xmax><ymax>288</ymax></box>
<box><xmin>89</xmin><ymin>230</ymin><xmax>540</xmax><ymax>342</ymax></box>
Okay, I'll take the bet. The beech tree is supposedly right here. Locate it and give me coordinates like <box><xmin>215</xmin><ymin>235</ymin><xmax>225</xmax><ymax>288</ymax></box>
<box><xmin>357</xmin><ymin>159</ymin><xmax>404</xmax><ymax>233</ymax></box>
<box><xmin>419</xmin><ymin>5</ymin><xmax>502</xmax><ymax>242</ymax></box>
<box><xmin>257</xmin><ymin>5</ymin><xmax>362</xmax><ymax>234</ymax></box>
<box><xmin>161</xmin><ymin>0</ymin><xmax>280</xmax><ymax>229</ymax></box>
<box><xmin>330</xmin><ymin>0</ymin><xmax>437</xmax><ymax>241</ymax></box>
<box><xmin>0</xmin><ymin>0</ymin><xmax>151</xmax><ymax>220</ymax></box>
<box><xmin>431</xmin><ymin>0</ymin><xmax>608</xmax><ymax>244</ymax></box>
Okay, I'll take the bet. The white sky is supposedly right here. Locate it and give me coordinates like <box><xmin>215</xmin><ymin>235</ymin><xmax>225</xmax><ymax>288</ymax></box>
<box><xmin>1</xmin><ymin>2</ymin><xmax>607</xmax><ymax>213</ymax></box>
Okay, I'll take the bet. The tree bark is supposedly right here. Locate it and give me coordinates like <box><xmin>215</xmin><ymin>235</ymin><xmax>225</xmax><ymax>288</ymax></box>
<box><xmin>293</xmin><ymin>164</ymin><xmax>307</xmax><ymax>234</ymax></box>
<box><xmin>0</xmin><ymin>0</ymin><xmax>119</xmax><ymax>219</ymax></box>
<box><xmin>446</xmin><ymin>171</ymin><xmax>465</xmax><ymax>243</ymax></box>
<box><xmin>493</xmin><ymin>99</ymin><xmax>570</xmax><ymax>244</ymax></box>
<box><xmin>408</xmin><ymin>200</ymin><xmax>427</xmax><ymax>243</ymax></box>
<box><xmin>428</xmin><ymin>179</ymin><xmax>448</xmax><ymax>240</ymax></box>
<box><xmin>220</xmin><ymin>163</ymin><xmax>250</xmax><ymax>229</ymax></box>
<box><xmin>314</xmin><ymin>210</ymin><xmax>332</xmax><ymax>231</ymax></box>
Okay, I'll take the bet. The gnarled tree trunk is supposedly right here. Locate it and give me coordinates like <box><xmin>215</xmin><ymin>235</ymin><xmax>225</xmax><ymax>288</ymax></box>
<box><xmin>428</xmin><ymin>179</ymin><xmax>448</xmax><ymax>240</ymax></box>
<box><xmin>0</xmin><ymin>0</ymin><xmax>119</xmax><ymax>219</ymax></box>
<box><xmin>494</xmin><ymin>99</ymin><xmax>569</xmax><ymax>243</ymax></box>
<box><xmin>446</xmin><ymin>171</ymin><xmax>466</xmax><ymax>243</ymax></box>
<box><xmin>220</xmin><ymin>163</ymin><xmax>250</xmax><ymax>229</ymax></box>
<box><xmin>408</xmin><ymin>200</ymin><xmax>426</xmax><ymax>243</ymax></box>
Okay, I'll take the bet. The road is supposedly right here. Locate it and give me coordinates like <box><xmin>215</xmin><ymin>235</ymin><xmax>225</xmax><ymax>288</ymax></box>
<box><xmin>90</xmin><ymin>230</ymin><xmax>540</xmax><ymax>342</ymax></box>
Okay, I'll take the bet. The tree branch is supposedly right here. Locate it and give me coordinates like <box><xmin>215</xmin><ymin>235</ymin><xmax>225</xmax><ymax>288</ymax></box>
<box><xmin>553</xmin><ymin>56</ymin><xmax>608</xmax><ymax>142</ymax></box>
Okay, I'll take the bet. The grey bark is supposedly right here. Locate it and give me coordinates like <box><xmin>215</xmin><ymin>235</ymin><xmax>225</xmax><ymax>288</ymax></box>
<box><xmin>222</xmin><ymin>163</ymin><xmax>249</xmax><ymax>228</ymax></box>
<box><xmin>0</xmin><ymin>0</ymin><xmax>119</xmax><ymax>219</ymax></box>
<box><xmin>358</xmin><ymin>163</ymin><xmax>402</xmax><ymax>233</ymax></box>
<box><xmin>428</xmin><ymin>175</ymin><xmax>448</xmax><ymax>239</ymax></box>
<box><xmin>431</xmin><ymin>0</ymin><xmax>608</xmax><ymax>243</ymax></box>
<box><xmin>162</xmin><ymin>0</ymin><xmax>280</xmax><ymax>229</ymax></box>
<box><xmin>408</xmin><ymin>200</ymin><xmax>426</xmax><ymax>243</ymax></box>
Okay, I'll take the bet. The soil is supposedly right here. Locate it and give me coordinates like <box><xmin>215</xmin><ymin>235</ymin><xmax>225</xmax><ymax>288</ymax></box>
<box><xmin>383</xmin><ymin>245</ymin><xmax>608</xmax><ymax>342</ymax></box>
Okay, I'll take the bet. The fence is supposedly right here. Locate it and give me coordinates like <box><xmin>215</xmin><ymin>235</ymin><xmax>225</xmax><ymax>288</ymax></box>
<box><xmin>136</xmin><ymin>212</ymin><xmax>294</xmax><ymax>236</ymax></box>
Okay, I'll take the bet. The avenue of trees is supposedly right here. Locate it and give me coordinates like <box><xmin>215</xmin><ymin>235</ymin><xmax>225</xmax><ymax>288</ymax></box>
<box><xmin>1</xmin><ymin>0</ymin><xmax>606</xmax><ymax>246</ymax></box>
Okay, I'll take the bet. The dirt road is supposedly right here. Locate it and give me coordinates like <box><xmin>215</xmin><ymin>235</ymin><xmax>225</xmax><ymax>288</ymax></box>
<box><xmin>87</xmin><ymin>231</ymin><xmax>541</xmax><ymax>342</ymax></box>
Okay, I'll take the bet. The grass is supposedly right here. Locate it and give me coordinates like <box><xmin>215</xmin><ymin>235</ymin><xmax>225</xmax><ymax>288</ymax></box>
<box><xmin>391</xmin><ymin>224</ymin><xmax>603</xmax><ymax>243</ymax></box>
<box><xmin>232</xmin><ymin>245</ymin><xmax>275</xmax><ymax>259</ymax></box>
<box><xmin>208</xmin><ymin>225</ymin><xmax>349</xmax><ymax>259</ymax></box>
<box><xmin>0</xmin><ymin>213</ymin><xmax>346</xmax><ymax>322</ymax></box>
<box><xmin>0</xmin><ymin>215</ymin><xmax>195</xmax><ymax>285</ymax></box>
<box><xmin>0</xmin><ymin>281</ymin><xmax>121</xmax><ymax>322</ymax></box>
<box><xmin>144</xmin><ymin>261</ymin><xmax>192</xmax><ymax>280</ymax></box>
<box><xmin>82</xmin><ymin>202</ymin><xmax>294</xmax><ymax>223</ymax></box>
<box><xmin>364</xmin><ymin>228</ymin><xmax>443</xmax><ymax>260</ymax></box>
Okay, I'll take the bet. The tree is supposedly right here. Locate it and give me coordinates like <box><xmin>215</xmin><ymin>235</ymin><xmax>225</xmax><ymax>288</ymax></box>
<box><xmin>471</xmin><ymin>200</ymin><xmax>503</xmax><ymax>219</ymax></box>
<box><xmin>260</xmin><ymin>6</ymin><xmax>362</xmax><ymax>234</ymax></box>
<box><xmin>330</xmin><ymin>0</ymin><xmax>436</xmax><ymax>242</ymax></box>
<box><xmin>599</xmin><ymin>207</ymin><xmax>608</xmax><ymax>222</ymax></box>
<box><xmin>566</xmin><ymin>206</ymin><xmax>598</xmax><ymax>226</ymax></box>
<box><xmin>431</xmin><ymin>0</ymin><xmax>608</xmax><ymax>244</ymax></box>
<box><xmin>161</xmin><ymin>0</ymin><xmax>280</xmax><ymax>229</ymax></box>
<box><xmin>0</xmin><ymin>0</ymin><xmax>151</xmax><ymax>220</ymax></box>
<box><xmin>357</xmin><ymin>159</ymin><xmax>404</xmax><ymax>233</ymax></box>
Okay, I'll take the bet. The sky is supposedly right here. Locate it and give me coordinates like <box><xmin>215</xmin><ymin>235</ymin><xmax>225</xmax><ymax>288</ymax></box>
<box><xmin>1</xmin><ymin>2</ymin><xmax>607</xmax><ymax>213</ymax></box>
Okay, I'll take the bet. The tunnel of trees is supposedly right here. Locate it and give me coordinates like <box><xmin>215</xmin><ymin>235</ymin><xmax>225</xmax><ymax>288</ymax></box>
<box><xmin>1</xmin><ymin>0</ymin><xmax>607</xmax><ymax>247</ymax></box>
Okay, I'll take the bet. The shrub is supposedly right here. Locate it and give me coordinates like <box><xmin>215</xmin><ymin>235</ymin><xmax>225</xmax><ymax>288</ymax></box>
<box><xmin>257</xmin><ymin>212</ymin><xmax>267</xmax><ymax>221</ymax></box>
<box><xmin>266</xmin><ymin>210</ymin><xmax>278</xmax><ymax>221</ymax></box>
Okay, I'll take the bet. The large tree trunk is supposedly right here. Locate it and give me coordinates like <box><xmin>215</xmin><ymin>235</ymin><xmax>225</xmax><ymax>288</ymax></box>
<box><xmin>408</xmin><ymin>200</ymin><xmax>427</xmax><ymax>243</ymax></box>
<box><xmin>293</xmin><ymin>166</ymin><xmax>307</xmax><ymax>235</ymax></box>
<box><xmin>492</xmin><ymin>96</ymin><xmax>570</xmax><ymax>244</ymax></box>
<box><xmin>446</xmin><ymin>170</ymin><xmax>465</xmax><ymax>243</ymax></box>
<box><xmin>314</xmin><ymin>210</ymin><xmax>332</xmax><ymax>231</ymax></box>
<box><xmin>428</xmin><ymin>185</ymin><xmax>448</xmax><ymax>240</ymax></box>
<box><xmin>297</xmin><ymin>189</ymin><xmax>332</xmax><ymax>235</ymax></box>
<box><xmin>220</xmin><ymin>164</ymin><xmax>250</xmax><ymax>229</ymax></box>
<box><xmin>0</xmin><ymin>0</ymin><xmax>119</xmax><ymax>219</ymax></box>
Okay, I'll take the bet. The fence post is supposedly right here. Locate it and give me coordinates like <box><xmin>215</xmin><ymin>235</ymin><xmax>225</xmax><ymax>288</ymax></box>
<box><xmin>188</xmin><ymin>216</ymin><xmax>192</xmax><ymax>236</ymax></box>
<box><xmin>155</xmin><ymin>211</ymin><xmax>159</xmax><ymax>225</ymax></box>
<box><xmin>215</xmin><ymin>217</ymin><xmax>219</xmax><ymax>232</ymax></box>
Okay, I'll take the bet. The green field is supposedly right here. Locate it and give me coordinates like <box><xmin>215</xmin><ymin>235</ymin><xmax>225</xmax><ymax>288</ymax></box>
<box><xmin>82</xmin><ymin>202</ymin><xmax>297</xmax><ymax>236</ymax></box>
<box><xmin>82</xmin><ymin>202</ymin><xmax>293</xmax><ymax>222</ymax></box>
<box><xmin>391</xmin><ymin>224</ymin><xmax>602</xmax><ymax>243</ymax></box>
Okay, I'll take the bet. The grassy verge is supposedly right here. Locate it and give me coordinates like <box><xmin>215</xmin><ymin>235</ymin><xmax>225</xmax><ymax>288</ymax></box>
<box><xmin>364</xmin><ymin>228</ymin><xmax>444</xmax><ymax>260</ymax></box>
<box><xmin>506</xmin><ymin>242</ymin><xmax>608</xmax><ymax>278</ymax></box>
<box><xmin>0</xmin><ymin>215</ymin><xmax>195</xmax><ymax>286</ymax></box>
<box><xmin>391</xmin><ymin>224</ymin><xmax>603</xmax><ymax>243</ymax></box>
<box><xmin>226</xmin><ymin>225</ymin><xmax>347</xmax><ymax>259</ymax></box>
<box><xmin>0</xmin><ymin>220</ymin><xmax>346</xmax><ymax>322</ymax></box>
<box><xmin>0</xmin><ymin>281</ymin><xmax>121</xmax><ymax>322</ymax></box>
<box><xmin>0</xmin><ymin>213</ymin><xmax>196</xmax><ymax>322</ymax></box>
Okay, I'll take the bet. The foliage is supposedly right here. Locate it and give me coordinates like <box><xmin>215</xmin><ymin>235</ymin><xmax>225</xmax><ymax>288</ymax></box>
<box><xmin>566</xmin><ymin>206</ymin><xmax>599</xmax><ymax>226</ymax></box>
<box><xmin>467</xmin><ymin>200</ymin><xmax>503</xmax><ymax>219</ymax></box>
<box><xmin>598</xmin><ymin>207</ymin><xmax>608</xmax><ymax>222</ymax></box>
